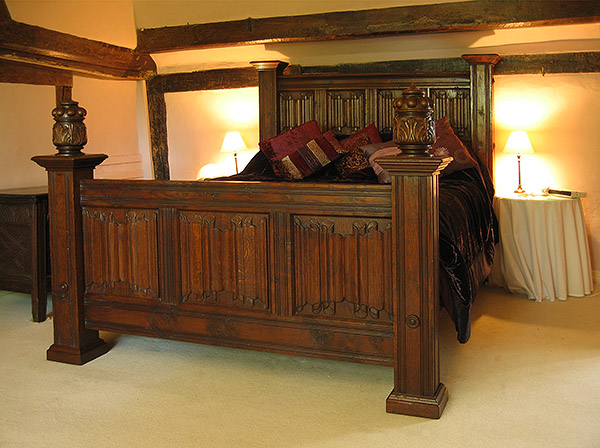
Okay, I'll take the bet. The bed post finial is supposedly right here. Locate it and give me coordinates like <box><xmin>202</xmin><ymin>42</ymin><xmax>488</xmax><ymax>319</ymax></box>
<box><xmin>32</xmin><ymin>101</ymin><xmax>108</xmax><ymax>365</ymax></box>
<box><xmin>52</xmin><ymin>98</ymin><xmax>88</xmax><ymax>155</ymax></box>
<box><xmin>393</xmin><ymin>84</ymin><xmax>435</xmax><ymax>156</ymax></box>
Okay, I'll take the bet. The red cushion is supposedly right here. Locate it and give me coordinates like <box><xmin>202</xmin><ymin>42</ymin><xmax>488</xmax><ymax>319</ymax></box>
<box><xmin>259</xmin><ymin>121</ymin><xmax>345</xmax><ymax>179</ymax></box>
<box><xmin>431</xmin><ymin>117</ymin><xmax>478</xmax><ymax>176</ymax></box>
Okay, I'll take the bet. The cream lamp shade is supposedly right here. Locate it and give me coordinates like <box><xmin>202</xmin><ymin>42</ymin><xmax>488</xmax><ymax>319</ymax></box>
<box><xmin>503</xmin><ymin>130</ymin><xmax>534</xmax><ymax>193</ymax></box>
<box><xmin>220</xmin><ymin>131</ymin><xmax>246</xmax><ymax>174</ymax></box>
<box><xmin>503</xmin><ymin>130</ymin><xmax>534</xmax><ymax>155</ymax></box>
<box><xmin>220</xmin><ymin>131</ymin><xmax>247</xmax><ymax>154</ymax></box>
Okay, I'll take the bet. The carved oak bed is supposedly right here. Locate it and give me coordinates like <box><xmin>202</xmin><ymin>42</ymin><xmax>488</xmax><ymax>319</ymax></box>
<box><xmin>33</xmin><ymin>54</ymin><xmax>500</xmax><ymax>419</ymax></box>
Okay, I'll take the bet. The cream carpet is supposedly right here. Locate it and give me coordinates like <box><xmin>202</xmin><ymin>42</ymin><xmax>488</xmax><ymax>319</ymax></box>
<box><xmin>1</xmin><ymin>285</ymin><xmax>599</xmax><ymax>448</ymax></box>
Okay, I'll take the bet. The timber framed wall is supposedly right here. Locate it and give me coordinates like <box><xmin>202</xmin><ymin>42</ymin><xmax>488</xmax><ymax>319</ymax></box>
<box><xmin>144</xmin><ymin>51</ymin><xmax>600</xmax><ymax>180</ymax></box>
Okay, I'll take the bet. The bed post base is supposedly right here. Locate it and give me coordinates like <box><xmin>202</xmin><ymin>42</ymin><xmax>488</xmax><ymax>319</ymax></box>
<box><xmin>47</xmin><ymin>339</ymin><xmax>110</xmax><ymax>365</ymax></box>
<box><xmin>377</xmin><ymin>155</ymin><xmax>452</xmax><ymax>419</ymax></box>
<box><xmin>33</xmin><ymin>97</ymin><xmax>109</xmax><ymax>365</ymax></box>
<box><xmin>386</xmin><ymin>383</ymin><xmax>448</xmax><ymax>419</ymax></box>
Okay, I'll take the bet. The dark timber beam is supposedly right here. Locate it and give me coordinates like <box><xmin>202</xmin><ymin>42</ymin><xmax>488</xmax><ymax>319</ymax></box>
<box><xmin>0</xmin><ymin>19</ymin><xmax>156</xmax><ymax>80</ymax></box>
<box><xmin>496</xmin><ymin>52</ymin><xmax>600</xmax><ymax>75</ymax></box>
<box><xmin>137</xmin><ymin>1</ymin><xmax>600</xmax><ymax>53</ymax></box>
<box><xmin>291</xmin><ymin>52</ymin><xmax>600</xmax><ymax>76</ymax></box>
<box><xmin>147</xmin><ymin>67</ymin><xmax>258</xmax><ymax>93</ymax></box>
<box><xmin>0</xmin><ymin>59</ymin><xmax>72</xmax><ymax>86</ymax></box>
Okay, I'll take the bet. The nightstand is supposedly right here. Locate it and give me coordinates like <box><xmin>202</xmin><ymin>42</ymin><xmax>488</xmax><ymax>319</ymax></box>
<box><xmin>0</xmin><ymin>186</ymin><xmax>50</xmax><ymax>321</ymax></box>
<box><xmin>490</xmin><ymin>194</ymin><xmax>593</xmax><ymax>301</ymax></box>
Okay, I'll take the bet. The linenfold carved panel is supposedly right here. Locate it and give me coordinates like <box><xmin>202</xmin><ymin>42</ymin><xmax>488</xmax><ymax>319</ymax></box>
<box><xmin>430</xmin><ymin>88</ymin><xmax>471</xmax><ymax>142</ymax></box>
<box><xmin>376</xmin><ymin>90</ymin><xmax>403</xmax><ymax>135</ymax></box>
<box><xmin>83</xmin><ymin>208</ymin><xmax>159</xmax><ymax>299</ymax></box>
<box><xmin>293</xmin><ymin>216</ymin><xmax>393</xmax><ymax>321</ymax></box>
<box><xmin>179</xmin><ymin>212</ymin><xmax>270</xmax><ymax>311</ymax></box>
<box><xmin>326</xmin><ymin>90</ymin><xmax>365</xmax><ymax>135</ymax></box>
<box><xmin>279</xmin><ymin>91</ymin><xmax>315</xmax><ymax>132</ymax></box>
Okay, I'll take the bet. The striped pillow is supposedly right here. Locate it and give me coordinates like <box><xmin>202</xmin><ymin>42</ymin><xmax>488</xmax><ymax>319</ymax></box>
<box><xmin>274</xmin><ymin>134</ymin><xmax>343</xmax><ymax>180</ymax></box>
<box><xmin>259</xmin><ymin>121</ymin><xmax>345</xmax><ymax>180</ymax></box>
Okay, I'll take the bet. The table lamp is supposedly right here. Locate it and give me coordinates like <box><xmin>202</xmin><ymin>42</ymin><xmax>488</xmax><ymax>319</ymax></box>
<box><xmin>220</xmin><ymin>131</ymin><xmax>247</xmax><ymax>174</ymax></box>
<box><xmin>504</xmin><ymin>130</ymin><xmax>534</xmax><ymax>194</ymax></box>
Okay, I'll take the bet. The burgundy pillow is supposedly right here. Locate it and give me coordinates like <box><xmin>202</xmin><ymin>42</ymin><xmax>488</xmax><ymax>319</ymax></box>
<box><xmin>259</xmin><ymin>121</ymin><xmax>345</xmax><ymax>180</ymax></box>
<box><xmin>431</xmin><ymin>117</ymin><xmax>478</xmax><ymax>176</ymax></box>
<box><xmin>333</xmin><ymin>123</ymin><xmax>383</xmax><ymax>177</ymax></box>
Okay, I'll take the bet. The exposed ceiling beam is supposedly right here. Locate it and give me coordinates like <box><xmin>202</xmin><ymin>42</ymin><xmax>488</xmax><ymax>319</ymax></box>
<box><xmin>0</xmin><ymin>19</ymin><xmax>156</xmax><ymax>80</ymax></box>
<box><xmin>137</xmin><ymin>0</ymin><xmax>600</xmax><ymax>53</ymax></box>
<box><xmin>0</xmin><ymin>59</ymin><xmax>72</xmax><ymax>85</ymax></box>
<box><xmin>147</xmin><ymin>67</ymin><xmax>258</xmax><ymax>94</ymax></box>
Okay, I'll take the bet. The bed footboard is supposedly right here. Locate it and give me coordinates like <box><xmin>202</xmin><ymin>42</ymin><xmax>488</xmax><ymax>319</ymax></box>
<box><xmin>33</xmin><ymin>155</ymin><xmax>449</xmax><ymax>418</ymax></box>
<box><xmin>33</xmin><ymin>54</ymin><xmax>501</xmax><ymax>417</ymax></box>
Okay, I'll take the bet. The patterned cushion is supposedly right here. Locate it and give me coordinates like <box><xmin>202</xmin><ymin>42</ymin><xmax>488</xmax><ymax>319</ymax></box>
<box><xmin>259</xmin><ymin>121</ymin><xmax>345</xmax><ymax>180</ymax></box>
<box><xmin>333</xmin><ymin>124</ymin><xmax>383</xmax><ymax>177</ymax></box>
<box><xmin>431</xmin><ymin>117</ymin><xmax>478</xmax><ymax>177</ymax></box>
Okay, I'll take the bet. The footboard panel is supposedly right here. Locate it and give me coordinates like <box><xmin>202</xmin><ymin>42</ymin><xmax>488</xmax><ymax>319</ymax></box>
<box><xmin>80</xmin><ymin>179</ymin><xmax>395</xmax><ymax>364</ymax></box>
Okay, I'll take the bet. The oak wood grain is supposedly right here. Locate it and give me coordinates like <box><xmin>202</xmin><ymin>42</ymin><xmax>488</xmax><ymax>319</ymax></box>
<box><xmin>137</xmin><ymin>1</ymin><xmax>600</xmax><ymax>53</ymax></box>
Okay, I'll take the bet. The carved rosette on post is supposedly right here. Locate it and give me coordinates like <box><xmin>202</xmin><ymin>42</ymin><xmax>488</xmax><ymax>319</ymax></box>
<box><xmin>393</xmin><ymin>84</ymin><xmax>435</xmax><ymax>156</ymax></box>
<box><xmin>52</xmin><ymin>100</ymin><xmax>87</xmax><ymax>155</ymax></box>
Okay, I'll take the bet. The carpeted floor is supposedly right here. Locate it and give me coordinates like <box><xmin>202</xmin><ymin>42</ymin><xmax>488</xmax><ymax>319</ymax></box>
<box><xmin>1</xmin><ymin>285</ymin><xmax>599</xmax><ymax>447</ymax></box>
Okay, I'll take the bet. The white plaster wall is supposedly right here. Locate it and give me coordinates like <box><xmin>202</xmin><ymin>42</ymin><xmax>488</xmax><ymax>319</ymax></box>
<box><xmin>3</xmin><ymin>0</ymin><xmax>145</xmax><ymax>182</ymax></box>
<box><xmin>71</xmin><ymin>76</ymin><xmax>143</xmax><ymax>179</ymax></box>
<box><xmin>0</xmin><ymin>83</ymin><xmax>55</xmax><ymax>189</ymax></box>
<box><xmin>494</xmin><ymin>73</ymin><xmax>600</xmax><ymax>271</ymax></box>
<box><xmin>6</xmin><ymin>0</ymin><xmax>137</xmax><ymax>48</ymax></box>
<box><xmin>166</xmin><ymin>88</ymin><xmax>259</xmax><ymax>180</ymax></box>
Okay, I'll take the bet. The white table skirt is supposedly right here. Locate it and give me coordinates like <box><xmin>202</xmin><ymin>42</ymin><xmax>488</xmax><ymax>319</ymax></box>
<box><xmin>490</xmin><ymin>195</ymin><xmax>593</xmax><ymax>302</ymax></box>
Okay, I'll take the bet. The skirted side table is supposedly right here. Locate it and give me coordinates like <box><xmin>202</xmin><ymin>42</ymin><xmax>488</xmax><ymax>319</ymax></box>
<box><xmin>490</xmin><ymin>194</ymin><xmax>593</xmax><ymax>301</ymax></box>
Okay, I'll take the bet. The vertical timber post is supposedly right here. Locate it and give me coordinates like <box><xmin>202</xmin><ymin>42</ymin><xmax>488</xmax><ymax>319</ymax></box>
<box><xmin>32</xmin><ymin>97</ymin><xmax>109</xmax><ymax>365</ymax></box>
<box><xmin>377</xmin><ymin>156</ymin><xmax>451</xmax><ymax>418</ymax></box>
<box><xmin>462</xmin><ymin>54</ymin><xmax>501</xmax><ymax>176</ymax></box>
<box><xmin>250</xmin><ymin>61</ymin><xmax>288</xmax><ymax>141</ymax></box>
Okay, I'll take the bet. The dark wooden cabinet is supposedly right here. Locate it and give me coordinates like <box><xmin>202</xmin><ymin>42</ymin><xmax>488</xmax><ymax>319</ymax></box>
<box><xmin>0</xmin><ymin>186</ymin><xmax>50</xmax><ymax>321</ymax></box>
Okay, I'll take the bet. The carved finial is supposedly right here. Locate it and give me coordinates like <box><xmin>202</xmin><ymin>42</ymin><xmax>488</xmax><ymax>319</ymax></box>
<box><xmin>393</xmin><ymin>84</ymin><xmax>435</xmax><ymax>156</ymax></box>
<box><xmin>52</xmin><ymin>100</ymin><xmax>88</xmax><ymax>155</ymax></box>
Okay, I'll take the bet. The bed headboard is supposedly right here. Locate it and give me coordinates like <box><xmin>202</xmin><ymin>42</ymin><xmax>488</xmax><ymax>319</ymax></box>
<box><xmin>251</xmin><ymin>55</ymin><xmax>501</xmax><ymax>178</ymax></box>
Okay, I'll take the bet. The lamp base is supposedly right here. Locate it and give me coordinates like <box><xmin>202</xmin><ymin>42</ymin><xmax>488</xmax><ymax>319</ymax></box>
<box><xmin>514</xmin><ymin>186</ymin><xmax>525</xmax><ymax>194</ymax></box>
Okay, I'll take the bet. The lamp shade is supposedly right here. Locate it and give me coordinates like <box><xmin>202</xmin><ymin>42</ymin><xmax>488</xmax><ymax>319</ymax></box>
<box><xmin>504</xmin><ymin>131</ymin><xmax>534</xmax><ymax>155</ymax></box>
<box><xmin>220</xmin><ymin>131</ymin><xmax>247</xmax><ymax>153</ymax></box>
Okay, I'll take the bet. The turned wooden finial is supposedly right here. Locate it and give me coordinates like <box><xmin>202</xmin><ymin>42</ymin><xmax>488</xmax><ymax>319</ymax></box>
<box><xmin>51</xmin><ymin>94</ymin><xmax>88</xmax><ymax>155</ymax></box>
<box><xmin>393</xmin><ymin>83</ymin><xmax>435</xmax><ymax>156</ymax></box>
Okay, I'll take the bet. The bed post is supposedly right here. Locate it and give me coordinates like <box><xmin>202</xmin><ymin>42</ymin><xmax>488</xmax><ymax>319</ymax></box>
<box><xmin>462</xmin><ymin>54</ymin><xmax>501</xmax><ymax>177</ymax></box>
<box><xmin>32</xmin><ymin>98</ymin><xmax>109</xmax><ymax>365</ymax></box>
<box><xmin>250</xmin><ymin>61</ymin><xmax>288</xmax><ymax>141</ymax></box>
<box><xmin>377</xmin><ymin>85</ymin><xmax>451</xmax><ymax>419</ymax></box>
